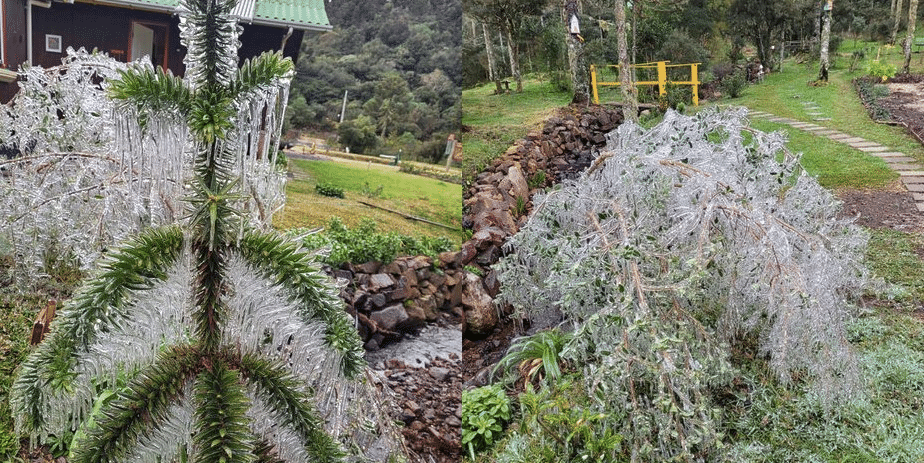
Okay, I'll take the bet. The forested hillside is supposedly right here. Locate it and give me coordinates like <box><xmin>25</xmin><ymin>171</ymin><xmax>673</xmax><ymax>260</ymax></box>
<box><xmin>287</xmin><ymin>0</ymin><xmax>461</xmax><ymax>162</ymax></box>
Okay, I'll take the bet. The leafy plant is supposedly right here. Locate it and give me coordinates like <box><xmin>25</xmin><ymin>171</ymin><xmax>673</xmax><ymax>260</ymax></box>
<box><xmin>496</xmin><ymin>108</ymin><xmax>870</xmax><ymax>461</ymax></box>
<box><xmin>494</xmin><ymin>329</ymin><xmax>572</xmax><ymax>388</ymax></box>
<box><xmin>315</xmin><ymin>182</ymin><xmax>345</xmax><ymax>198</ymax></box>
<box><xmin>298</xmin><ymin>217</ymin><xmax>454</xmax><ymax>266</ymax></box>
<box><xmin>360</xmin><ymin>181</ymin><xmax>384</xmax><ymax>198</ymax></box>
<box><xmin>527</xmin><ymin>170</ymin><xmax>547</xmax><ymax>189</ymax></box>
<box><xmin>9</xmin><ymin>0</ymin><xmax>399</xmax><ymax>461</ymax></box>
<box><xmin>720</xmin><ymin>70</ymin><xmax>747</xmax><ymax>98</ymax></box>
<box><xmin>866</xmin><ymin>60</ymin><xmax>896</xmax><ymax>82</ymax></box>
<box><xmin>462</xmin><ymin>385</ymin><xmax>512</xmax><ymax>460</ymax></box>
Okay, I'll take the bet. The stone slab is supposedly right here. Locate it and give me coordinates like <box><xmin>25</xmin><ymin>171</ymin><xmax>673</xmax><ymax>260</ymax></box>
<box><xmin>918</xmin><ymin>202</ymin><xmax>924</xmax><ymax>213</ymax></box>
<box><xmin>858</xmin><ymin>146</ymin><xmax>891</xmax><ymax>153</ymax></box>
<box><xmin>840</xmin><ymin>137</ymin><xmax>866</xmax><ymax>143</ymax></box>
<box><xmin>872</xmin><ymin>151</ymin><xmax>909</xmax><ymax>157</ymax></box>
<box><xmin>905</xmin><ymin>183</ymin><xmax>924</xmax><ymax>193</ymax></box>
<box><xmin>890</xmin><ymin>163</ymin><xmax>923</xmax><ymax>171</ymax></box>
<box><xmin>827</xmin><ymin>133</ymin><xmax>852</xmax><ymax>140</ymax></box>
<box><xmin>849</xmin><ymin>141</ymin><xmax>880</xmax><ymax>148</ymax></box>
<box><xmin>913</xmin><ymin>193</ymin><xmax>924</xmax><ymax>201</ymax></box>
<box><xmin>813</xmin><ymin>118</ymin><xmax>832</xmax><ymax>121</ymax></box>
<box><xmin>815</xmin><ymin>130</ymin><xmax>840</xmax><ymax>136</ymax></box>
<box><xmin>898</xmin><ymin>171</ymin><xmax>924</xmax><ymax>176</ymax></box>
<box><xmin>876</xmin><ymin>155</ymin><xmax>917</xmax><ymax>163</ymax></box>
<box><xmin>767</xmin><ymin>117</ymin><xmax>791</xmax><ymax>123</ymax></box>
<box><xmin>900</xmin><ymin>176</ymin><xmax>924</xmax><ymax>184</ymax></box>
<box><xmin>789</xmin><ymin>122</ymin><xmax>813</xmax><ymax>127</ymax></box>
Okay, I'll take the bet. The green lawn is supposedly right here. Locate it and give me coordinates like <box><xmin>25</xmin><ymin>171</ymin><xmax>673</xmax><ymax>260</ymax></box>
<box><xmin>277</xmin><ymin>158</ymin><xmax>464</xmax><ymax>243</ymax></box>
<box><xmin>462</xmin><ymin>79</ymin><xmax>571</xmax><ymax>184</ymax></box>
<box><xmin>727</xmin><ymin>45</ymin><xmax>924</xmax><ymax>164</ymax></box>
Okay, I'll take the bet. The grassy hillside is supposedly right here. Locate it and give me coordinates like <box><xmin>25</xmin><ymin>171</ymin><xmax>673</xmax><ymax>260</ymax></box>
<box><xmin>276</xmin><ymin>158</ymin><xmax>464</xmax><ymax>243</ymax></box>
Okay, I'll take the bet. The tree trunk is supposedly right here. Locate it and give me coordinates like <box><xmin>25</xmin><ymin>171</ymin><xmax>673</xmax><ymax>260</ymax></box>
<box><xmin>563</xmin><ymin>0</ymin><xmax>589</xmax><ymax>104</ymax></box>
<box><xmin>505</xmin><ymin>26</ymin><xmax>523</xmax><ymax>92</ymax></box>
<box><xmin>615</xmin><ymin>0</ymin><xmax>636</xmax><ymax>121</ymax></box>
<box><xmin>482</xmin><ymin>22</ymin><xmax>500</xmax><ymax>89</ymax></box>
<box><xmin>902</xmin><ymin>0</ymin><xmax>919</xmax><ymax>74</ymax></box>
<box><xmin>818</xmin><ymin>1</ymin><xmax>832</xmax><ymax>82</ymax></box>
<box><xmin>891</xmin><ymin>0</ymin><xmax>905</xmax><ymax>45</ymax></box>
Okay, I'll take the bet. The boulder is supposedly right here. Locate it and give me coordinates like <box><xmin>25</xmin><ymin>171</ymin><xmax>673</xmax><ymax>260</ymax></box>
<box><xmin>461</xmin><ymin>272</ymin><xmax>497</xmax><ymax>336</ymax></box>
<box><xmin>371</xmin><ymin>305</ymin><xmax>408</xmax><ymax>331</ymax></box>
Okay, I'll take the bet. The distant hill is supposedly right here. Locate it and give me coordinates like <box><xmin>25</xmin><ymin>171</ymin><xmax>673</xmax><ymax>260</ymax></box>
<box><xmin>287</xmin><ymin>0</ymin><xmax>461</xmax><ymax>163</ymax></box>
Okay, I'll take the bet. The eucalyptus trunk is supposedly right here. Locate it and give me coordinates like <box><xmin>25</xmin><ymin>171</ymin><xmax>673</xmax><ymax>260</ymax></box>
<box><xmin>563</xmin><ymin>0</ymin><xmax>589</xmax><ymax>104</ymax></box>
<box><xmin>818</xmin><ymin>1</ymin><xmax>832</xmax><ymax>81</ymax></box>
<box><xmin>891</xmin><ymin>0</ymin><xmax>905</xmax><ymax>45</ymax></box>
<box><xmin>483</xmin><ymin>22</ymin><xmax>503</xmax><ymax>93</ymax></box>
<box><xmin>902</xmin><ymin>0</ymin><xmax>919</xmax><ymax>74</ymax></box>
<box><xmin>615</xmin><ymin>0</ymin><xmax>636</xmax><ymax>121</ymax></box>
<box><xmin>505</xmin><ymin>25</ymin><xmax>523</xmax><ymax>92</ymax></box>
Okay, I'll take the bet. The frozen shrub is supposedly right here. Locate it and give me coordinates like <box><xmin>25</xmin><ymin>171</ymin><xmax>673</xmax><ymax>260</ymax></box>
<box><xmin>496</xmin><ymin>108</ymin><xmax>869</xmax><ymax>461</ymax></box>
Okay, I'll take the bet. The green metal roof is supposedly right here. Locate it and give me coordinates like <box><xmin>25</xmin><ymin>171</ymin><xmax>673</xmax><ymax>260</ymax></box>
<box><xmin>83</xmin><ymin>0</ymin><xmax>331</xmax><ymax>31</ymax></box>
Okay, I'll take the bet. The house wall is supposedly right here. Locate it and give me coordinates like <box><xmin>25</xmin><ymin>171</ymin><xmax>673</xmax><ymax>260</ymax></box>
<box><xmin>0</xmin><ymin>0</ymin><xmax>26</xmax><ymax>102</ymax></box>
<box><xmin>1</xmin><ymin>2</ymin><xmax>306</xmax><ymax>103</ymax></box>
<box><xmin>31</xmin><ymin>2</ymin><xmax>185</xmax><ymax>75</ymax></box>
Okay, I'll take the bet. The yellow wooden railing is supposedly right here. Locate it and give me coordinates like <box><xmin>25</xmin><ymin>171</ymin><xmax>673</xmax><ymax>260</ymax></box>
<box><xmin>590</xmin><ymin>61</ymin><xmax>701</xmax><ymax>106</ymax></box>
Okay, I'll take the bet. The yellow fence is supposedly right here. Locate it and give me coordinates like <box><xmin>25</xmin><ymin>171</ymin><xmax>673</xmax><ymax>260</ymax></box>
<box><xmin>590</xmin><ymin>61</ymin><xmax>701</xmax><ymax>106</ymax></box>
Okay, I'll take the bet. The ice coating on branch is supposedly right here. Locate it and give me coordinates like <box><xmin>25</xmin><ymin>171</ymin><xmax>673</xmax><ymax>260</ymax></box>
<box><xmin>496</xmin><ymin>108</ymin><xmax>869</xmax><ymax>458</ymax></box>
<box><xmin>0</xmin><ymin>48</ymin><xmax>288</xmax><ymax>284</ymax></box>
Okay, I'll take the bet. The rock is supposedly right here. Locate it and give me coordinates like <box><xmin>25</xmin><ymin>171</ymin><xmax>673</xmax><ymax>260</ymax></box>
<box><xmin>446</xmin><ymin>415</ymin><xmax>462</xmax><ymax>428</ymax></box>
<box><xmin>369</xmin><ymin>293</ymin><xmax>388</xmax><ymax>310</ymax></box>
<box><xmin>429</xmin><ymin>367</ymin><xmax>450</xmax><ymax>382</ymax></box>
<box><xmin>371</xmin><ymin>305</ymin><xmax>408</xmax><ymax>331</ymax></box>
<box><xmin>506</xmin><ymin>164</ymin><xmax>529</xmax><ymax>200</ymax></box>
<box><xmin>387</xmin><ymin>276</ymin><xmax>412</xmax><ymax>301</ymax></box>
<box><xmin>461</xmin><ymin>272</ymin><xmax>497</xmax><ymax>336</ymax></box>
<box><xmin>438</xmin><ymin>251</ymin><xmax>459</xmax><ymax>267</ymax></box>
<box><xmin>354</xmin><ymin>261</ymin><xmax>381</xmax><ymax>274</ymax></box>
<box><xmin>401</xmin><ymin>304</ymin><xmax>428</xmax><ymax>331</ymax></box>
<box><xmin>482</xmin><ymin>269</ymin><xmax>500</xmax><ymax>298</ymax></box>
<box><xmin>368</xmin><ymin>273</ymin><xmax>395</xmax><ymax>291</ymax></box>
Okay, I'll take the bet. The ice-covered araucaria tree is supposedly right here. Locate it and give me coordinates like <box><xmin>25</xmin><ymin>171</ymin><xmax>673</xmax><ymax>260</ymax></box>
<box><xmin>9</xmin><ymin>0</ymin><xmax>398</xmax><ymax>461</ymax></box>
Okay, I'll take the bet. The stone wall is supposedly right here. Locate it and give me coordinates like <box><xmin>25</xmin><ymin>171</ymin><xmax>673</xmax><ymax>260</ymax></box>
<box><xmin>330</xmin><ymin>251</ymin><xmax>464</xmax><ymax>350</ymax></box>
<box><xmin>460</xmin><ymin>104</ymin><xmax>625</xmax><ymax>337</ymax></box>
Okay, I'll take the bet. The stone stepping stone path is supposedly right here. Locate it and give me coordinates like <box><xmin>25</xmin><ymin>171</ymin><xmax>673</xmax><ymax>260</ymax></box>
<box><xmin>748</xmin><ymin>110</ymin><xmax>924</xmax><ymax>212</ymax></box>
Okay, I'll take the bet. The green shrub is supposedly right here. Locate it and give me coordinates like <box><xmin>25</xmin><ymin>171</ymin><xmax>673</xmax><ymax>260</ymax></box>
<box><xmin>298</xmin><ymin>217</ymin><xmax>453</xmax><ymax>266</ymax></box>
<box><xmin>866</xmin><ymin>60</ymin><xmax>896</xmax><ymax>82</ymax></box>
<box><xmin>315</xmin><ymin>182</ymin><xmax>344</xmax><ymax>198</ymax></box>
<box><xmin>462</xmin><ymin>385</ymin><xmax>512</xmax><ymax>460</ymax></box>
<box><xmin>720</xmin><ymin>71</ymin><xmax>747</xmax><ymax>98</ymax></box>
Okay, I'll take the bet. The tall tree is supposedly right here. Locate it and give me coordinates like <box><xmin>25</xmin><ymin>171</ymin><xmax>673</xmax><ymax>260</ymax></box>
<box><xmin>902</xmin><ymin>0</ymin><xmax>919</xmax><ymax>74</ymax></box>
<box><xmin>9</xmin><ymin>0</ymin><xmax>382</xmax><ymax>461</ymax></box>
<box><xmin>563</xmin><ymin>0</ymin><xmax>589</xmax><ymax>103</ymax></box>
<box><xmin>818</xmin><ymin>0</ymin><xmax>832</xmax><ymax>81</ymax></box>
<box><xmin>891</xmin><ymin>0</ymin><xmax>905</xmax><ymax>45</ymax></box>
<box><xmin>467</xmin><ymin>0</ymin><xmax>545</xmax><ymax>93</ymax></box>
<box><xmin>616</xmin><ymin>0</ymin><xmax>637</xmax><ymax>121</ymax></box>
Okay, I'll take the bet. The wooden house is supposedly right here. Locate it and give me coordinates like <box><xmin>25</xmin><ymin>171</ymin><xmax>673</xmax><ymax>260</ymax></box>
<box><xmin>0</xmin><ymin>0</ymin><xmax>330</xmax><ymax>102</ymax></box>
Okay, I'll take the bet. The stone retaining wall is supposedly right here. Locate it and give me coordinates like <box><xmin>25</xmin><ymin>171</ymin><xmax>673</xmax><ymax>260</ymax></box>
<box><xmin>459</xmin><ymin>104</ymin><xmax>625</xmax><ymax>337</ymax></box>
<box><xmin>330</xmin><ymin>251</ymin><xmax>464</xmax><ymax>350</ymax></box>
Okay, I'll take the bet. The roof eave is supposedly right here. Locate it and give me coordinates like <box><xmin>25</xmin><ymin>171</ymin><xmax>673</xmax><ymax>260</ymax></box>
<box><xmin>250</xmin><ymin>17</ymin><xmax>332</xmax><ymax>32</ymax></box>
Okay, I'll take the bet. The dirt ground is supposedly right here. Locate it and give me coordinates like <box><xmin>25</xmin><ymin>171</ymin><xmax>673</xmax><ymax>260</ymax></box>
<box><xmin>880</xmin><ymin>73</ymin><xmax>924</xmax><ymax>145</ymax></box>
